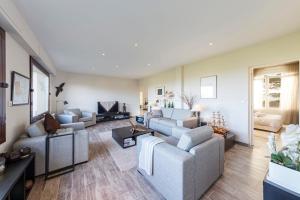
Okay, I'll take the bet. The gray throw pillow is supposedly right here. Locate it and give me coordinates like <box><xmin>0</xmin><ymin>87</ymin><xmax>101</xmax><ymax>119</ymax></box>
<box><xmin>177</xmin><ymin>126</ymin><xmax>213</xmax><ymax>151</ymax></box>
<box><xmin>27</xmin><ymin>120</ymin><xmax>47</xmax><ymax>137</ymax></box>
<box><xmin>152</xmin><ymin>109</ymin><xmax>162</xmax><ymax>117</ymax></box>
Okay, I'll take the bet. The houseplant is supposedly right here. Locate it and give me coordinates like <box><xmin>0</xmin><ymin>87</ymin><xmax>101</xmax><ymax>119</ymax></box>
<box><xmin>267</xmin><ymin>134</ymin><xmax>300</xmax><ymax>193</ymax></box>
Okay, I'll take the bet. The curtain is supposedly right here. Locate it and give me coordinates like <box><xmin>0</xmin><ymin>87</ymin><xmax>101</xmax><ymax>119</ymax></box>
<box><xmin>280</xmin><ymin>63</ymin><xmax>299</xmax><ymax>124</ymax></box>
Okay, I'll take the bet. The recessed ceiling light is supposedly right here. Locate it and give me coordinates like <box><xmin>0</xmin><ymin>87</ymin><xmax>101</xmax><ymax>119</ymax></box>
<box><xmin>209</xmin><ymin>42</ymin><xmax>213</xmax><ymax>46</ymax></box>
<box><xmin>115</xmin><ymin>65</ymin><xmax>119</xmax><ymax>68</ymax></box>
<box><xmin>147</xmin><ymin>63</ymin><xmax>151</xmax><ymax>67</ymax></box>
<box><xmin>134</xmin><ymin>43</ymin><xmax>139</xmax><ymax>47</ymax></box>
<box><xmin>101</xmin><ymin>52</ymin><xmax>105</xmax><ymax>56</ymax></box>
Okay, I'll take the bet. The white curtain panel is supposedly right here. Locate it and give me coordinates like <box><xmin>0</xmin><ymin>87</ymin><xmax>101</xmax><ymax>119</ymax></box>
<box><xmin>280</xmin><ymin>63</ymin><xmax>299</xmax><ymax>124</ymax></box>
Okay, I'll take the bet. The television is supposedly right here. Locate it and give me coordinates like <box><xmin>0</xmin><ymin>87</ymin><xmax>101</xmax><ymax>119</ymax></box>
<box><xmin>98</xmin><ymin>101</ymin><xmax>119</xmax><ymax>114</ymax></box>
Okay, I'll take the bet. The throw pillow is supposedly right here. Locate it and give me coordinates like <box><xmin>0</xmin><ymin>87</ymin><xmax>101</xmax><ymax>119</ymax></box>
<box><xmin>177</xmin><ymin>126</ymin><xmax>213</xmax><ymax>151</ymax></box>
<box><xmin>152</xmin><ymin>109</ymin><xmax>162</xmax><ymax>117</ymax></box>
<box><xmin>44</xmin><ymin>113</ymin><xmax>61</xmax><ymax>134</ymax></box>
<box><xmin>27</xmin><ymin>120</ymin><xmax>47</xmax><ymax>137</ymax></box>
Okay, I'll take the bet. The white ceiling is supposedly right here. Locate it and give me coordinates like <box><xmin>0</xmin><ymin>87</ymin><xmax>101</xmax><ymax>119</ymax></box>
<box><xmin>12</xmin><ymin>0</ymin><xmax>300</xmax><ymax>79</ymax></box>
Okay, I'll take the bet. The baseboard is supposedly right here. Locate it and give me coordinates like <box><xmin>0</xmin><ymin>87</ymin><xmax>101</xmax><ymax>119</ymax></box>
<box><xmin>235</xmin><ymin>141</ymin><xmax>251</xmax><ymax>147</ymax></box>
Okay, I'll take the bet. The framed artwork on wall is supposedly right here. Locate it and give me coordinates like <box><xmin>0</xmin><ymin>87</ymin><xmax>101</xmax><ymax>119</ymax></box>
<box><xmin>11</xmin><ymin>71</ymin><xmax>30</xmax><ymax>106</ymax></box>
<box><xmin>155</xmin><ymin>86</ymin><xmax>165</xmax><ymax>97</ymax></box>
<box><xmin>200</xmin><ymin>75</ymin><xmax>217</xmax><ymax>99</ymax></box>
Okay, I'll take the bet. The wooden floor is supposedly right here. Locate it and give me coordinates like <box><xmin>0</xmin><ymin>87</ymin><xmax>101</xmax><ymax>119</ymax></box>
<box><xmin>28</xmin><ymin>120</ymin><xmax>275</xmax><ymax>200</ymax></box>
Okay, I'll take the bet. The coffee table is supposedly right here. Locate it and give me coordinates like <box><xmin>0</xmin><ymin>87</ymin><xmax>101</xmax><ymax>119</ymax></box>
<box><xmin>112</xmin><ymin>125</ymin><xmax>154</xmax><ymax>148</ymax></box>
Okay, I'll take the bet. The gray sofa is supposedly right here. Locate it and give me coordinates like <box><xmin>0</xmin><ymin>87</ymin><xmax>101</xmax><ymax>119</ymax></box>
<box><xmin>137</xmin><ymin>126</ymin><xmax>224</xmax><ymax>200</ymax></box>
<box><xmin>13</xmin><ymin>120</ymin><xmax>89</xmax><ymax>176</ymax></box>
<box><xmin>56</xmin><ymin>108</ymin><xmax>96</xmax><ymax>127</ymax></box>
<box><xmin>144</xmin><ymin>108</ymin><xmax>197</xmax><ymax>136</ymax></box>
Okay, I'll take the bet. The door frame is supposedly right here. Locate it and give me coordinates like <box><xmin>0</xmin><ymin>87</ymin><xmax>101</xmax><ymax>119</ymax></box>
<box><xmin>0</xmin><ymin>27</ymin><xmax>6</xmax><ymax>144</ymax></box>
<box><xmin>248</xmin><ymin>60</ymin><xmax>300</xmax><ymax>146</ymax></box>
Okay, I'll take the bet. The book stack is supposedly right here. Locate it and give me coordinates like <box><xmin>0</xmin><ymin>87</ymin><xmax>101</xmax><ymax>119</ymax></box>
<box><xmin>123</xmin><ymin>138</ymin><xmax>136</xmax><ymax>147</ymax></box>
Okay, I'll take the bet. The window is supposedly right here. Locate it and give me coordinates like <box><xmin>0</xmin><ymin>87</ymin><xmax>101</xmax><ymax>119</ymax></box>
<box><xmin>254</xmin><ymin>74</ymin><xmax>281</xmax><ymax>110</ymax></box>
<box><xmin>0</xmin><ymin>27</ymin><xmax>5</xmax><ymax>144</ymax></box>
<box><xmin>30</xmin><ymin>57</ymin><xmax>50</xmax><ymax>123</ymax></box>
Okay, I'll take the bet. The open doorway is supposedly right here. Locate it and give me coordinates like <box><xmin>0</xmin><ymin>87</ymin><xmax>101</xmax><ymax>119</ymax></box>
<box><xmin>249</xmin><ymin>61</ymin><xmax>300</xmax><ymax>146</ymax></box>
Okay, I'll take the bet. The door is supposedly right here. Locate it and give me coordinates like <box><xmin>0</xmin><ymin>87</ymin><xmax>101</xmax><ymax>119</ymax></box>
<box><xmin>0</xmin><ymin>27</ymin><xmax>6</xmax><ymax>144</ymax></box>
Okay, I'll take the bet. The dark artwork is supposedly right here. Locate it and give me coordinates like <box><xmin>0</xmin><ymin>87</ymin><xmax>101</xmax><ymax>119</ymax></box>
<box><xmin>55</xmin><ymin>82</ymin><xmax>65</xmax><ymax>97</ymax></box>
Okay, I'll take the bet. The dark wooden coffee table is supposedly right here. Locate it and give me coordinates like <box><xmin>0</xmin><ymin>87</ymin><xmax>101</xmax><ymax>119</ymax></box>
<box><xmin>112</xmin><ymin>125</ymin><xmax>154</xmax><ymax>148</ymax></box>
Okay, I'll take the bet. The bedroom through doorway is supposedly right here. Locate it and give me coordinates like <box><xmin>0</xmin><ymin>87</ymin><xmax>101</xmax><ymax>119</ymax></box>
<box><xmin>249</xmin><ymin>61</ymin><xmax>300</xmax><ymax>147</ymax></box>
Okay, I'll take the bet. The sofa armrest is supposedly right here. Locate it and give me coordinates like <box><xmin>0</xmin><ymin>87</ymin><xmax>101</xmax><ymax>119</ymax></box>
<box><xmin>81</xmin><ymin>111</ymin><xmax>95</xmax><ymax>118</ymax></box>
<box><xmin>60</xmin><ymin>122</ymin><xmax>85</xmax><ymax>131</ymax></box>
<box><xmin>137</xmin><ymin>135</ymin><xmax>195</xmax><ymax>200</ymax></box>
<box><xmin>56</xmin><ymin>114</ymin><xmax>78</xmax><ymax>124</ymax></box>
<box><xmin>13</xmin><ymin>135</ymin><xmax>47</xmax><ymax>176</ymax></box>
<box><xmin>177</xmin><ymin>117</ymin><xmax>197</xmax><ymax>128</ymax></box>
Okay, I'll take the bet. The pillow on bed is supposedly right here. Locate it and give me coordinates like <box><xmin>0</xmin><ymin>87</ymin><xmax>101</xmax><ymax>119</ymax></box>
<box><xmin>255</xmin><ymin>112</ymin><xmax>266</xmax><ymax>117</ymax></box>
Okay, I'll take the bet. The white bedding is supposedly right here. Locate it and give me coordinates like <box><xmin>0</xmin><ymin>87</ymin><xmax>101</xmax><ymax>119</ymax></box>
<box><xmin>254</xmin><ymin>112</ymin><xmax>283</xmax><ymax>132</ymax></box>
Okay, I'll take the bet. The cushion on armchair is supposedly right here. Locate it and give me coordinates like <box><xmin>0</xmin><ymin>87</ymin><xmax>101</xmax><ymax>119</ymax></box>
<box><xmin>177</xmin><ymin>126</ymin><xmax>213</xmax><ymax>151</ymax></box>
<box><xmin>64</xmin><ymin>108</ymin><xmax>82</xmax><ymax>117</ymax></box>
<box><xmin>27</xmin><ymin>120</ymin><xmax>47</xmax><ymax>137</ymax></box>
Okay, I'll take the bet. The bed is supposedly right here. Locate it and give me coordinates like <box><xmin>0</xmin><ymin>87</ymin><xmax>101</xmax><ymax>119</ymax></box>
<box><xmin>254</xmin><ymin>112</ymin><xmax>283</xmax><ymax>133</ymax></box>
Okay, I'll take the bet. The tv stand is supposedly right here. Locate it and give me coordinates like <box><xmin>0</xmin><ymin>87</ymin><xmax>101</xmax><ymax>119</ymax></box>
<box><xmin>96</xmin><ymin>112</ymin><xmax>130</xmax><ymax>123</ymax></box>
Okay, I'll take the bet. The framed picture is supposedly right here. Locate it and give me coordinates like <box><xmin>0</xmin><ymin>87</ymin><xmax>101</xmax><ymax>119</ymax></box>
<box><xmin>200</xmin><ymin>75</ymin><xmax>217</xmax><ymax>99</ymax></box>
<box><xmin>155</xmin><ymin>86</ymin><xmax>165</xmax><ymax>97</ymax></box>
<box><xmin>11</xmin><ymin>71</ymin><xmax>30</xmax><ymax>106</ymax></box>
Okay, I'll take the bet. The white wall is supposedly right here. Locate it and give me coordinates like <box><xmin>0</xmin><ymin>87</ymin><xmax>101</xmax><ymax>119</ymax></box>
<box><xmin>139</xmin><ymin>66</ymin><xmax>183</xmax><ymax>108</ymax></box>
<box><xmin>0</xmin><ymin>33</ymin><xmax>30</xmax><ymax>152</ymax></box>
<box><xmin>53</xmin><ymin>70</ymin><xmax>140</xmax><ymax>116</ymax></box>
<box><xmin>139</xmin><ymin>30</ymin><xmax>300</xmax><ymax>144</ymax></box>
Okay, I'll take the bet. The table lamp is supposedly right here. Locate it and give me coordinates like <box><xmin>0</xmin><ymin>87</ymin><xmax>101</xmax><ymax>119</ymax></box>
<box><xmin>192</xmin><ymin>104</ymin><xmax>202</xmax><ymax>126</ymax></box>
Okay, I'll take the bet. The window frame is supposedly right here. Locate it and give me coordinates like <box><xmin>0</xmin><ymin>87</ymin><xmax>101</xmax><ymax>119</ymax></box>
<box><xmin>0</xmin><ymin>27</ymin><xmax>6</xmax><ymax>144</ymax></box>
<box><xmin>30</xmin><ymin>57</ymin><xmax>50</xmax><ymax>123</ymax></box>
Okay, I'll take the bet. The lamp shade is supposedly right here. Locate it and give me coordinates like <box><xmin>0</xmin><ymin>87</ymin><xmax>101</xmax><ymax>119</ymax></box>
<box><xmin>192</xmin><ymin>104</ymin><xmax>202</xmax><ymax>112</ymax></box>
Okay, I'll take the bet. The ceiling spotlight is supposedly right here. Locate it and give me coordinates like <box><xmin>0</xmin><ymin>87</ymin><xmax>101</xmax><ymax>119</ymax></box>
<box><xmin>101</xmin><ymin>52</ymin><xmax>105</xmax><ymax>56</ymax></box>
<box><xmin>209</xmin><ymin>42</ymin><xmax>213</xmax><ymax>46</ymax></box>
<box><xmin>134</xmin><ymin>43</ymin><xmax>139</xmax><ymax>47</ymax></box>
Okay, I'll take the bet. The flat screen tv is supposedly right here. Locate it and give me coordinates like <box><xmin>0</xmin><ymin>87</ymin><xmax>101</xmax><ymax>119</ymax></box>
<box><xmin>98</xmin><ymin>101</ymin><xmax>119</xmax><ymax>114</ymax></box>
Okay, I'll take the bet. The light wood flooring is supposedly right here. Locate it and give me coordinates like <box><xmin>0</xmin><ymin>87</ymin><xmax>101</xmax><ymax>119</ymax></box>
<box><xmin>28</xmin><ymin>120</ymin><xmax>275</xmax><ymax>200</ymax></box>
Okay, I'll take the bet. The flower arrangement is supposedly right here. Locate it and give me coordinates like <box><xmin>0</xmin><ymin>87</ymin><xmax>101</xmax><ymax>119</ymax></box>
<box><xmin>181</xmin><ymin>94</ymin><xmax>196</xmax><ymax>110</ymax></box>
<box><xmin>270</xmin><ymin>139</ymin><xmax>300</xmax><ymax>172</ymax></box>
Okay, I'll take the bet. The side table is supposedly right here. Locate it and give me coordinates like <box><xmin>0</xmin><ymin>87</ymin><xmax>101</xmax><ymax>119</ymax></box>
<box><xmin>45</xmin><ymin>131</ymin><xmax>75</xmax><ymax>180</ymax></box>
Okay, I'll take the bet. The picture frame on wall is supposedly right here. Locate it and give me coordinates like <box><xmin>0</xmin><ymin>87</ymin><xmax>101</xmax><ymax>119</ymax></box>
<box><xmin>11</xmin><ymin>71</ymin><xmax>30</xmax><ymax>106</ymax></box>
<box><xmin>200</xmin><ymin>75</ymin><xmax>217</xmax><ymax>99</ymax></box>
<box><xmin>155</xmin><ymin>86</ymin><xmax>165</xmax><ymax>97</ymax></box>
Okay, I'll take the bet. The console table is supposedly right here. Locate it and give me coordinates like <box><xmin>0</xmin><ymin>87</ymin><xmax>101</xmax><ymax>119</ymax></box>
<box><xmin>0</xmin><ymin>154</ymin><xmax>35</xmax><ymax>200</ymax></box>
<box><xmin>96</xmin><ymin>112</ymin><xmax>130</xmax><ymax>123</ymax></box>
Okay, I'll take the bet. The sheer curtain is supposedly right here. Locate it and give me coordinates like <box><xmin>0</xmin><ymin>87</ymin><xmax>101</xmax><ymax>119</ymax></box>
<box><xmin>280</xmin><ymin>63</ymin><xmax>299</xmax><ymax>124</ymax></box>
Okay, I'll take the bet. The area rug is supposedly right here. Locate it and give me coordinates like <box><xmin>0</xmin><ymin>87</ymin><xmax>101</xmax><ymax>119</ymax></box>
<box><xmin>99</xmin><ymin>131</ymin><xmax>138</xmax><ymax>171</ymax></box>
<box><xmin>98</xmin><ymin>130</ymin><xmax>168</xmax><ymax>172</ymax></box>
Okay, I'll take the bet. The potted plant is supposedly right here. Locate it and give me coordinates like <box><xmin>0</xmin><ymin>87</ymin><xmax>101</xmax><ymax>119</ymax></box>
<box><xmin>267</xmin><ymin>135</ymin><xmax>300</xmax><ymax>193</ymax></box>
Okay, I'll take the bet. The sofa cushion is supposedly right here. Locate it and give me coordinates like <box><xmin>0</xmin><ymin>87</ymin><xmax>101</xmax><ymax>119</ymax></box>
<box><xmin>154</xmin><ymin>118</ymin><xmax>177</xmax><ymax>127</ymax></box>
<box><xmin>27</xmin><ymin>120</ymin><xmax>47</xmax><ymax>137</ymax></box>
<box><xmin>171</xmin><ymin>109</ymin><xmax>192</xmax><ymax>120</ymax></box>
<box><xmin>161</xmin><ymin>108</ymin><xmax>173</xmax><ymax>118</ymax></box>
<box><xmin>164</xmin><ymin>136</ymin><xmax>179</xmax><ymax>147</ymax></box>
<box><xmin>177</xmin><ymin>126</ymin><xmax>213</xmax><ymax>151</ymax></box>
<box><xmin>151</xmin><ymin>109</ymin><xmax>162</xmax><ymax>117</ymax></box>
<box><xmin>65</xmin><ymin>109</ymin><xmax>82</xmax><ymax>117</ymax></box>
<box><xmin>79</xmin><ymin>116</ymin><xmax>93</xmax><ymax>122</ymax></box>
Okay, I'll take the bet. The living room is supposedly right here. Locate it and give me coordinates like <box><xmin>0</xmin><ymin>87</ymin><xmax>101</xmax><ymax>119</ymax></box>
<box><xmin>1</xmin><ymin>1</ymin><xmax>300</xmax><ymax>200</ymax></box>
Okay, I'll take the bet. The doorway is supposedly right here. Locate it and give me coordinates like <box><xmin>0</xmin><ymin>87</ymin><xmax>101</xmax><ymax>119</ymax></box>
<box><xmin>249</xmin><ymin>61</ymin><xmax>300</xmax><ymax>146</ymax></box>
